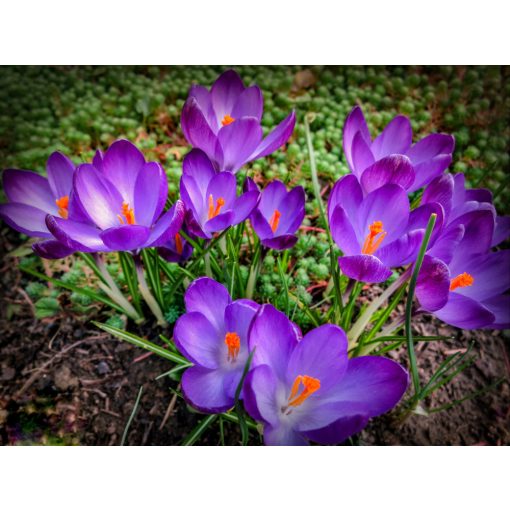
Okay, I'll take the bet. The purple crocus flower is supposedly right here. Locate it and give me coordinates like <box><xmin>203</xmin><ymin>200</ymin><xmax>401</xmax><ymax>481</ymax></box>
<box><xmin>328</xmin><ymin>175</ymin><xmax>435</xmax><ymax>283</ymax></box>
<box><xmin>181</xmin><ymin>69</ymin><xmax>296</xmax><ymax>174</ymax></box>
<box><xmin>179</xmin><ymin>149</ymin><xmax>259</xmax><ymax>239</ymax></box>
<box><xmin>245</xmin><ymin>178</ymin><xmax>305</xmax><ymax>250</ymax></box>
<box><xmin>46</xmin><ymin>139</ymin><xmax>184</xmax><ymax>253</ymax></box>
<box><xmin>173</xmin><ymin>277</ymin><xmax>260</xmax><ymax>413</ymax></box>
<box><xmin>244</xmin><ymin>304</ymin><xmax>408</xmax><ymax>445</ymax></box>
<box><xmin>0</xmin><ymin>152</ymin><xmax>86</xmax><ymax>258</ymax></box>
<box><xmin>343</xmin><ymin>106</ymin><xmax>455</xmax><ymax>193</ymax></box>
<box><xmin>158</xmin><ymin>223</ymin><xmax>194</xmax><ymax>263</ymax></box>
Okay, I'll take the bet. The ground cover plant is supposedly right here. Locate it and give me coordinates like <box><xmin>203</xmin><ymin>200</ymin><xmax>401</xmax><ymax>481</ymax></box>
<box><xmin>0</xmin><ymin>66</ymin><xmax>508</xmax><ymax>445</ymax></box>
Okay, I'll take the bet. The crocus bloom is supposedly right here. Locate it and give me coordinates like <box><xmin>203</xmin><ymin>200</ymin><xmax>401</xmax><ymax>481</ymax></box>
<box><xmin>328</xmin><ymin>175</ymin><xmax>432</xmax><ymax>283</ymax></box>
<box><xmin>0</xmin><ymin>152</ymin><xmax>86</xmax><ymax>258</ymax></box>
<box><xmin>173</xmin><ymin>277</ymin><xmax>260</xmax><ymax>413</ymax></box>
<box><xmin>158</xmin><ymin>220</ymin><xmax>194</xmax><ymax>264</ymax></box>
<box><xmin>179</xmin><ymin>149</ymin><xmax>259</xmax><ymax>238</ymax></box>
<box><xmin>246</xmin><ymin>178</ymin><xmax>305</xmax><ymax>250</ymax></box>
<box><xmin>244</xmin><ymin>304</ymin><xmax>408</xmax><ymax>445</ymax></box>
<box><xmin>181</xmin><ymin>69</ymin><xmax>296</xmax><ymax>173</ymax></box>
<box><xmin>46</xmin><ymin>139</ymin><xmax>184</xmax><ymax>252</ymax></box>
<box><xmin>343</xmin><ymin>106</ymin><xmax>455</xmax><ymax>193</ymax></box>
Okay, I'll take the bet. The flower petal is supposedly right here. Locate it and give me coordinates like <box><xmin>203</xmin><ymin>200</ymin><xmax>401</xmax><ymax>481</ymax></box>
<box><xmin>328</xmin><ymin>174</ymin><xmax>363</xmax><ymax>223</ymax></box>
<box><xmin>46</xmin><ymin>152</ymin><xmax>75</xmax><ymax>199</ymax></box>
<box><xmin>433</xmin><ymin>293</ymin><xmax>495</xmax><ymax>329</ymax></box>
<box><xmin>338</xmin><ymin>254</ymin><xmax>392</xmax><ymax>283</ymax></box>
<box><xmin>189</xmin><ymin>84</ymin><xmax>217</xmax><ymax>132</ymax></box>
<box><xmin>408</xmin><ymin>154</ymin><xmax>453</xmax><ymax>192</ymax></box>
<box><xmin>350</xmin><ymin>131</ymin><xmax>375</xmax><ymax>178</ymax></box>
<box><xmin>427</xmin><ymin>224</ymin><xmax>464</xmax><ymax>264</ymax></box>
<box><xmin>46</xmin><ymin>215</ymin><xmax>106</xmax><ymax>252</ymax></box>
<box><xmin>259</xmin><ymin>180</ymin><xmax>288</xmax><ymax>218</ymax></box>
<box><xmin>134</xmin><ymin>162</ymin><xmax>168</xmax><ymax>227</ymax></box>
<box><xmin>100</xmin><ymin>225</ymin><xmax>150</xmax><ymax>251</ymax></box>
<box><xmin>0</xmin><ymin>202</ymin><xmax>50</xmax><ymax>237</ymax></box>
<box><xmin>211</xmin><ymin>69</ymin><xmax>245</xmax><ymax>122</ymax></box>
<box><xmin>360</xmin><ymin>154</ymin><xmax>415</xmax><ymax>193</ymax></box>
<box><xmin>371</xmin><ymin>115</ymin><xmax>412</xmax><ymax>160</ymax></box>
<box><xmin>303</xmin><ymin>414</ymin><xmax>369</xmax><ymax>445</ymax></box>
<box><xmin>250</xmin><ymin>111</ymin><xmax>296</xmax><ymax>160</ymax></box>
<box><xmin>416</xmin><ymin>255</ymin><xmax>451</xmax><ymax>311</ymax></box>
<box><xmin>32</xmin><ymin>239</ymin><xmax>75</xmax><ymax>259</ymax></box>
<box><xmin>422</xmin><ymin>173</ymin><xmax>454</xmax><ymax>220</ymax></box>
<box><xmin>3</xmin><ymin>169</ymin><xmax>56</xmax><ymax>212</ymax></box>
<box><xmin>376</xmin><ymin>230</ymin><xmax>424</xmax><ymax>267</ymax></box>
<box><xmin>206</xmin><ymin>172</ymin><xmax>237</xmax><ymax>212</ymax></box>
<box><xmin>231</xmin><ymin>190</ymin><xmax>259</xmax><ymax>224</ymax></box>
<box><xmin>482</xmin><ymin>295</ymin><xmax>510</xmax><ymax>330</ymax></box>
<box><xmin>145</xmin><ymin>200</ymin><xmax>185</xmax><ymax>248</ymax></box>
<box><xmin>232</xmin><ymin>85</ymin><xmax>264</xmax><ymax>121</ymax></box>
<box><xmin>275</xmin><ymin>186</ymin><xmax>305</xmax><ymax>235</ymax></box>
<box><xmin>263</xmin><ymin>424</ymin><xmax>309</xmax><ymax>446</ymax></box>
<box><xmin>204</xmin><ymin>210</ymin><xmax>235</xmax><ymax>234</ymax></box>
<box><xmin>492</xmin><ymin>215</ymin><xmax>510</xmax><ymax>247</ymax></box>
<box><xmin>342</xmin><ymin>106</ymin><xmax>371</xmax><ymax>173</ymax></box>
<box><xmin>406</xmin><ymin>133</ymin><xmax>455</xmax><ymax>165</ymax></box>
<box><xmin>330</xmin><ymin>205</ymin><xmax>360</xmax><ymax>255</ymax></box>
<box><xmin>243</xmin><ymin>364</ymin><xmax>280</xmax><ymax>426</ymax></box>
<box><xmin>261</xmin><ymin>234</ymin><xmax>298</xmax><ymax>250</ymax></box>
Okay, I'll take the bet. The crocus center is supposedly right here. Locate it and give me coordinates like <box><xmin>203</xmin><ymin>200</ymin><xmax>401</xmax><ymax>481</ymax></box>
<box><xmin>117</xmin><ymin>202</ymin><xmax>136</xmax><ymax>225</ymax></box>
<box><xmin>175</xmin><ymin>233</ymin><xmax>183</xmax><ymax>255</ymax></box>
<box><xmin>208</xmin><ymin>194</ymin><xmax>225</xmax><ymax>220</ymax></box>
<box><xmin>287</xmin><ymin>375</ymin><xmax>321</xmax><ymax>408</ymax></box>
<box><xmin>225</xmin><ymin>332</ymin><xmax>241</xmax><ymax>362</ymax></box>
<box><xmin>450</xmin><ymin>272</ymin><xmax>474</xmax><ymax>291</ymax></box>
<box><xmin>55</xmin><ymin>195</ymin><xmax>69</xmax><ymax>219</ymax></box>
<box><xmin>269</xmin><ymin>209</ymin><xmax>281</xmax><ymax>233</ymax></box>
<box><xmin>221</xmin><ymin>114</ymin><xmax>235</xmax><ymax>126</ymax></box>
<box><xmin>362</xmin><ymin>220</ymin><xmax>387</xmax><ymax>255</ymax></box>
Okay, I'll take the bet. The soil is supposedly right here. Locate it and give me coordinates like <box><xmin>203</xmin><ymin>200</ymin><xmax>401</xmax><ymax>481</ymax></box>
<box><xmin>1</xmin><ymin>231</ymin><xmax>509</xmax><ymax>446</ymax></box>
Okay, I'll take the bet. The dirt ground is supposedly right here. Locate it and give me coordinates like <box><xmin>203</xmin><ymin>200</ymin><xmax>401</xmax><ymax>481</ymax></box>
<box><xmin>1</xmin><ymin>232</ymin><xmax>509</xmax><ymax>446</ymax></box>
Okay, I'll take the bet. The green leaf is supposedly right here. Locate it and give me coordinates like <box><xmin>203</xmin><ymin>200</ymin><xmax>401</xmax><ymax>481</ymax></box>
<box><xmin>181</xmin><ymin>414</ymin><xmax>218</xmax><ymax>446</ymax></box>
<box><xmin>35</xmin><ymin>296</ymin><xmax>60</xmax><ymax>319</ymax></box>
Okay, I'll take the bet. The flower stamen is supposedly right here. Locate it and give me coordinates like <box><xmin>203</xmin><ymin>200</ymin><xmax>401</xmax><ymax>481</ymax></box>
<box><xmin>225</xmin><ymin>332</ymin><xmax>241</xmax><ymax>362</ymax></box>
<box><xmin>450</xmin><ymin>272</ymin><xmax>474</xmax><ymax>291</ymax></box>
<box><xmin>208</xmin><ymin>194</ymin><xmax>225</xmax><ymax>220</ymax></box>
<box><xmin>221</xmin><ymin>114</ymin><xmax>235</xmax><ymax>127</ymax></box>
<box><xmin>362</xmin><ymin>220</ymin><xmax>386</xmax><ymax>255</ymax></box>
<box><xmin>269</xmin><ymin>209</ymin><xmax>281</xmax><ymax>233</ymax></box>
<box><xmin>175</xmin><ymin>233</ymin><xmax>183</xmax><ymax>255</ymax></box>
<box><xmin>287</xmin><ymin>375</ymin><xmax>321</xmax><ymax>408</ymax></box>
<box><xmin>117</xmin><ymin>202</ymin><xmax>136</xmax><ymax>225</ymax></box>
<box><xmin>55</xmin><ymin>195</ymin><xmax>69</xmax><ymax>219</ymax></box>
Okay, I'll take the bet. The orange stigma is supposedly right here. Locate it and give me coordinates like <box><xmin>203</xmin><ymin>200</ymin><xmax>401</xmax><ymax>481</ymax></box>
<box><xmin>450</xmin><ymin>272</ymin><xmax>474</xmax><ymax>291</ymax></box>
<box><xmin>208</xmin><ymin>194</ymin><xmax>225</xmax><ymax>220</ymax></box>
<box><xmin>225</xmin><ymin>332</ymin><xmax>241</xmax><ymax>362</ymax></box>
<box><xmin>175</xmin><ymin>233</ymin><xmax>183</xmax><ymax>255</ymax></box>
<box><xmin>269</xmin><ymin>209</ymin><xmax>281</xmax><ymax>233</ymax></box>
<box><xmin>221</xmin><ymin>114</ymin><xmax>235</xmax><ymax>127</ymax></box>
<box><xmin>362</xmin><ymin>221</ymin><xmax>387</xmax><ymax>255</ymax></box>
<box><xmin>117</xmin><ymin>202</ymin><xmax>136</xmax><ymax>225</ymax></box>
<box><xmin>55</xmin><ymin>195</ymin><xmax>69</xmax><ymax>219</ymax></box>
<box><xmin>287</xmin><ymin>375</ymin><xmax>321</xmax><ymax>408</ymax></box>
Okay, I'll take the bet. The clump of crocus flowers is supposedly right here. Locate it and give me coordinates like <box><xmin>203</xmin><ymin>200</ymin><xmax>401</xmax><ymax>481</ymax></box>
<box><xmin>1</xmin><ymin>70</ymin><xmax>508</xmax><ymax>445</ymax></box>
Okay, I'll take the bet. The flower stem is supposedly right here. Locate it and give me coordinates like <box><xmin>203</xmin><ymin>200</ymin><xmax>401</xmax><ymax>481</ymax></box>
<box><xmin>93</xmin><ymin>254</ymin><xmax>142</xmax><ymax>323</ymax></box>
<box><xmin>134</xmin><ymin>255</ymin><xmax>166</xmax><ymax>326</ymax></box>
<box><xmin>246</xmin><ymin>240</ymin><xmax>261</xmax><ymax>300</ymax></box>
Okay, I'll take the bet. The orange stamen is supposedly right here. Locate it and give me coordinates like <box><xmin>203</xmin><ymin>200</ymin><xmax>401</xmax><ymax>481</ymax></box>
<box><xmin>450</xmin><ymin>272</ymin><xmax>474</xmax><ymax>291</ymax></box>
<box><xmin>225</xmin><ymin>332</ymin><xmax>241</xmax><ymax>362</ymax></box>
<box><xmin>287</xmin><ymin>375</ymin><xmax>321</xmax><ymax>408</ymax></box>
<box><xmin>221</xmin><ymin>114</ymin><xmax>235</xmax><ymax>127</ymax></box>
<box><xmin>269</xmin><ymin>209</ymin><xmax>281</xmax><ymax>233</ymax></box>
<box><xmin>362</xmin><ymin>220</ymin><xmax>387</xmax><ymax>255</ymax></box>
<box><xmin>117</xmin><ymin>202</ymin><xmax>136</xmax><ymax>225</ymax></box>
<box><xmin>55</xmin><ymin>195</ymin><xmax>69</xmax><ymax>219</ymax></box>
<box><xmin>175</xmin><ymin>233</ymin><xmax>183</xmax><ymax>255</ymax></box>
<box><xmin>208</xmin><ymin>194</ymin><xmax>225</xmax><ymax>220</ymax></box>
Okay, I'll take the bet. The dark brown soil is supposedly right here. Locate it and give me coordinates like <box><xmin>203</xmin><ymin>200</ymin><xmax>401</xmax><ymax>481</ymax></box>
<box><xmin>1</xmin><ymin>231</ymin><xmax>509</xmax><ymax>445</ymax></box>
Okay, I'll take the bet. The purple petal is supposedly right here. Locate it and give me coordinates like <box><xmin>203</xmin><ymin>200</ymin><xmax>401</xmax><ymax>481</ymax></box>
<box><xmin>350</xmin><ymin>131</ymin><xmax>376</xmax><ymax>178</ymax></box>
<box><xmin>46</xmin><ymin>152</ymin><xmax>75</xmax><ymax>199</ymax></box>
<box><xmin>133</xmin><ymin>162</ymin><xmax>168</xmax><ymax>227</ymax></box>
<box><xmin>263</xmin><ymin>424</ymin><xmax>309</xmax><ymax>446</ymax></box>
<box><xmin>211</xmin><ymin>69</ymin><xmax>245</xmax><ymax>122</ymax></box>
<box><xmin>32</xmin><ymin>239</ymin><xmax>75</xmax><ymax>259</ymax></box>
<box><xmin>261</xmin><ymin>234</ymin><xmax>298</xmax><ymax>250</ymax></box>
<box><xmin>73</xmin><ymin>164</ymin><xmax>124</xmax><ymax>230</ymax></box>
<box><xmin>451</xmin><ymin>209</ymin><xmax>495</xmax><ymax>255</ymax></box>
<box><xmin>422</xmin><ymin>173</ymin><xmax>454</xmax><ymax>219</ymax></box>
<box><xmin>232</xmin><ymin>85</ymin><xmax>263</xmax><ymax>121</ymax></box>
<box><xmin>416</xmin><ymin>255</ymin><xmax>451</xmax><ymax>311</ymax></box>
<box><xmin>243</xmin><ymin>364</ymin><xmax>279</xmax><ymax>426</ymax></box>
<box><xmin>102</xmin><ymin>139</ymin><xmax>146</xmax><ymax>204</ymax></box>
<box><xmin>184</xmin><ymin>277</ymin><xmax>231</xmax><ymax>335</ymax></box>
<box><xmin>145</xmin><ymin>200</ymin><xmax>185</xmax><ymax>248</ymax></box>
<box><xmin>249</xmin><ymin>111</ymin><xmax>296</xmax><ymax>160</ymax></box>
<box><xmin>338</xmin><ymin>254</ymin><xmax>392</xmax><ymax>283</ymax></box>
<box><xmin>204</xmin><ymin>210</ymin><xmax>235</xmax><ymax>234</ymax></box>
<box><xmin>360</xmin><ymin>154</ymin><xmax>415</xmax><ymax>193</ymax></box>
<box><xmin>482</xmin><ymin>295</ymin><xmax>510</xmax><ymax>330</ymax></box>
<box><xmin>371</xmin><ymin>115</ymin><xmax>412</xmax><ymax>160</ymax></box>
<box><xmin>0</xmin><ymin>203</ymin><xmax>50</xmax><ymax>237</ymax></box>
<box><xmin>180</xmin><ymin>174</ymin><xmax>206</xmax><ymax>223</ymax></box>
<box><xmin>376</xmin><ymin>230</ymin><xmax>425</xmax><ymax>267</ymax></box>
<box><xmin>326</xmin><ymin>356</ymin><xmax>408</xmax><ymax>417</ymax></box>
<box><xmin>243</xmin><ymin>176</ymin><xmax>259</xmax><ymax>194</ymax></box>
<box><xmin>181</xmin><ymin>98</ymin><xmax>222</xmax><ymax>167</ymax></box>
<box><xmin>433</xmin><ymin>293</ymin><xmax>495</xmax><ymax>329</ymax></box>
<box><xmin>46</xmin><ymin>215</ymin><xmax>106</xmax><ymax>252</ymax></box>
<box><xmin>492</xmin><ymin>216</ymin><xmax>510</xmax><ymax>247</ymax></box>
<box><xmin>231</xmin><ymin>190</ymin><xmax>259</xmax><ymax>224</ymax></box>
<box><xmin>216</xmin><ymin>117</ymin><xmax>263</xmax><ymax>173</ymax></box>
<box><xmin>465</xmin><ymin>188</ymin><xmax>492</xmax><ymax>203</ymax></box>
<box><xmin>173</xmin><ymin>311</ymin><xmax>222</xmax><ymax>369</ymax></box>
<box><xmin>206</xmin><ymin>172</ymin><xmax>237</xmax><ymax>212</ymax></box>
<box><xmin>92</xmin><ymin>150</ymin><xmax>104</xmax><ymax>171</ymax></box>
<box><xmin>408</xmin><ymin>154</ymin><xmax>453</xmax><ymax>192</ymax></box>
<box><xmin>304</xmin><ymin>415</ymin><xmax>369</xmax><ymax>445</ymax></box>
<box><xmin>249</xmin><ymin>304</ymin><xmax>299</xmax><ymax>380</ymax></box>
<box><xmin>189</xmin><ymin>84</ymin><xmax>217</xmax><ymax>132</ymax></box>
<box><xmin>408</xmin><ymin>202</ymin><xmax>444</xmax><ymax>246</ymax></box>
<box><xmin>342</xmin><ymin>106</ymin><xmax>371</xmax><ymax>173</ymax></box>
<box><xmin>427</xmin><ymin>224</ymin><xmax>465</xmax><ymax>264</ymax></box>
<box><xmin>250</xmin><ymin>209</ymin><xmax>273</xmax><ymax>240</ymax></box>
<box><xmin>100</xmin><ymin>225</ymin><xmax>150</xmax><ymax>251</ymax></box>
<box><xmin>287</xmin><ymin>324</ymin><xmax>348</xmax><ymax>393</ymax></box>
<box><xmin>358</xmin><ymin>184</ymin><xmax>410</xmax><ymax>244</ymax></box>
<box><xmin>406</xmin><ymin>133</ymin><xmax>455</xmax><ymax>165</ymax></box>
<box><xmin>328</xmin><ymin>174</ymin><xmax>363</xmax><ymax>223</ymax></box>
<box><xmin>259</xmin><ymin>180</ymin><xmax>288</xmax><ymax>219</ymax></box>
<box><xmin>3</xmin><ymin>169</ymin><xmax>56</xmax><ymax>212</ymax></box>
<box><xmin>275</xmin><ymin>186</ymin><xmax>305</xmax><ymax>235</ymax></box>
<box><xmin>181</xmin><ymin>366</ymin><xmax>235</xmax><ymax>414</ymax></box>
<box><xmin>330</xmin><ymin>205</ymin><xmax>360</xmax><ymax>255</ymax></box>
<box><xmin>224</xmin><ymin>299</ymin><xmax>259</xmax><ymax>344</ymax></box>
<box><xmin>182</xmin><ymin>149</ymin><xmax>216</xmax><ymax>194</ymax></box>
